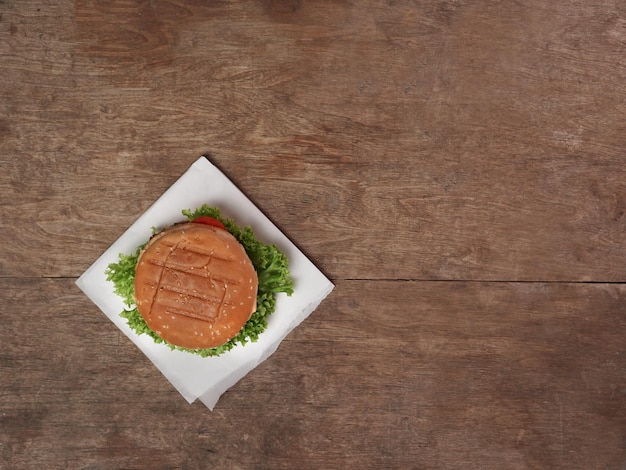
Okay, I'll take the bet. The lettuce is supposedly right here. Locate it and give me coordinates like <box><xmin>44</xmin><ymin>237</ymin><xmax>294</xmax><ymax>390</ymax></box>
<box><xmin>105</xmin><ymin>204</ymin><xmax>294</xmax><ymax>357</ymax></box>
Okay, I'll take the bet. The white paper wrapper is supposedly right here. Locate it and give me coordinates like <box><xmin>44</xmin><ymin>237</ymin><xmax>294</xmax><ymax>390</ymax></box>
<box><xmin>76</xmin><ymin>156</ymin><xmax>334</xmax><ymax>410</ymax></box>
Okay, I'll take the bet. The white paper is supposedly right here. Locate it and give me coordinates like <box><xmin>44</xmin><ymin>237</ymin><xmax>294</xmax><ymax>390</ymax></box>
<box><xmin>76</xmin><ymin>156</ymin><xmax>334</xmax><ymax>409</ymax></box>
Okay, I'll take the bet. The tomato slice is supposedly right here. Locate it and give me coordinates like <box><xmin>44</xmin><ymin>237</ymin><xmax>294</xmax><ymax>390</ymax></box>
<box><xmin>191</xmin><ymin>216</ymin><xmax>226</xmax><ymax>230</ymax></box>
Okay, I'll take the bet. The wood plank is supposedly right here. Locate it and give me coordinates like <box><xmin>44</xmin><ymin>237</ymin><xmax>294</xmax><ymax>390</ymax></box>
<box><xmin>1</xmin><ymin>1</ymin><xmax>625</xmax><ymax>281</ymax></box>
<box><xmin>1</xmin><ymin>278</ymin><xmax>624</xmax><ymax>469</ymax></box>
<box><xmin>3</xmin><ymin>153</ymin><xmax>625</xmax><ymax>282</ymax></box>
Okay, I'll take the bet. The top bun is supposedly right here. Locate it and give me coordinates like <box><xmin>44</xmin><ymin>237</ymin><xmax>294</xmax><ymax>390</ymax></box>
<box><xmin>133</xmin><ymin>222</ymin><xmax>259</xmax><ymax>349</ymax></box>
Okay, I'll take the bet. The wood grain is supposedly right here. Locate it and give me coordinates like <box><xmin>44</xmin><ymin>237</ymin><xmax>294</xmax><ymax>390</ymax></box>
<box><xmin>1</xmin><ymin>0</ymin><xmax>625</xmax><ymax>468</ymax></box>
<box><xmin>1</xmin><ymin>278</ymin><xmax>624</xmax><ymax>469</ymax></box>
<box><xmin>1</xmin><ymin>1</ymin><xmax>625</xmax><ymax>281</ymax></box>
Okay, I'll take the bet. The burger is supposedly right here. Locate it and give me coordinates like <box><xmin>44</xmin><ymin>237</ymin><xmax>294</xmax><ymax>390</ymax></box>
<box><xmin>105</xmin><ymin>204</ymin><xmax>294</xmax><ymax>357</ymax></box>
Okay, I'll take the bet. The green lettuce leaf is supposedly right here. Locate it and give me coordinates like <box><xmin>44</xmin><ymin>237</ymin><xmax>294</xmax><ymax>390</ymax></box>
<box><xmin>105</xmin><ymin>204</ymin><xmax>294</xmax><ymax>357</ymax></box>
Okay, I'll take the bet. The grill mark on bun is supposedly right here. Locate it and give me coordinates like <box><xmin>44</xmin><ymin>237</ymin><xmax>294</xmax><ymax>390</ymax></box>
<box><xmin>156</xmin><ymin>241</ymin><xmax>234</xmax><ymax>261</ymax></box>
<box><xmin>156</xmin><ymin>283</ymin><xmax>228</xmax><ymax>306</ymax></box>
<box><xmin>161</xmin><ymin>305</ymin><xmax>222</xmax><ymax>323</ymax></box>
<box><xmin>146</xmin><ymin>239</ymin><xmax>180</xmax><ymax>319</ymax></box>
<box><xmin>147</xmin><ymin>258</ymin><xmax>242</xmax><ymax>286</ymax></box>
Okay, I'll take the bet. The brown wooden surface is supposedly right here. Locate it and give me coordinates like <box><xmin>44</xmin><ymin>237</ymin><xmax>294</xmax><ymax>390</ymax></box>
<box><xmin>1</xmin><ymin>1</ymin><xmax>625</xmax><ymax>469</ymax></box>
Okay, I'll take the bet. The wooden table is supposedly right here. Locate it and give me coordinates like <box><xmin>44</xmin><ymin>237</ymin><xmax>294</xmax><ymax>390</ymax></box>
<box><xmin>2</xmin><ymin>1</ymin><xmax>625</xmax><ymax>468</ymax></box>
